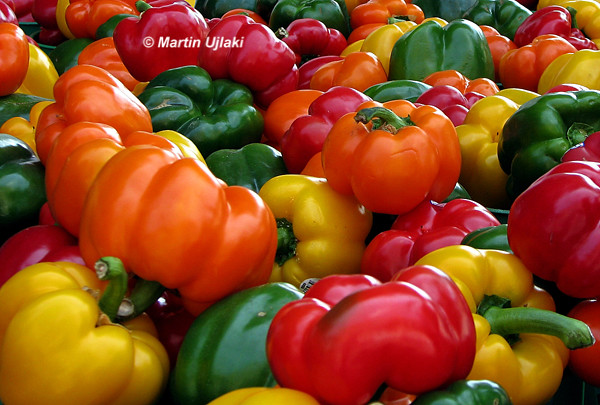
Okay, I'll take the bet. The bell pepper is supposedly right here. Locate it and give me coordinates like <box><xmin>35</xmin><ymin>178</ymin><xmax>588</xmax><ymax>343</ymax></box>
<box><xmin>363</xmin><ymin>79</ymin><xmax>432</xmax><ymax>102</ymax></box>
<box><xmin>361</xmin><ymin>198</ymin><xmax>501</xmax><ymax>282</ymax></box>
<box><xmin>514</xmin><ymin>5</ymin><xmax>598</xmax><ymax>50</ymax></box>
<box><xmin>0</xmin><ymin>92</ymin><xmax>49</xmax><ymax>128</ymax></box>
<box><xmin>47</xmin><ymin>36</ymin><xmax>94</xmax><ymax>74</ymax></box>
<box><xmin>258</xmin><ymin>174</ymin><xmax>372</xmax><ymax>287</ymax></box>
<box><xmin>297</xmin><ymin>54</ymin><xmax>343</xmax><ymax>89</ymax></box>
<box><xmin>0</xmin><ymin>259</ymin><xmax>170</xmax><ymax>405</ymax></box>
<box><xmin>537</xmin><ymin>0</ymin><xmax>600</xmax><ymax>47</ymax></box>
<box><xmin>322</xmin><ymin>100</ymin><xmax>462</xmax><ymax>215</ymax></box>
<box><xmin>112</xmin><ymin>1</ymin><xmax>210</xmax><ymax>83</ymax></box>
<box><xmin>0</xmin><ymin>99</ymin><xmax>52</xmax><ymax>154</ymax></box>
<box><xmin>198</xmin><ymin>0</ymin><xmax>275</xmax><ymax>20</ymax></box>
<box><xmin>507</xmin><ymin>160</ymin><xmax>600</xmax><ymax>299</ymax></box>
<box><xmin>171</xmin><ymin>282</ymin><xmax>303</xmax><ymax>404</ymax></box>
<box><xmin>206</xmin><ymin>387</ymin><xmax>321</xmax><ymax>405</ymax></box>
<box><xmin>15</xmin><ymin>41</ymin><xmax>59</xmax><ymax>99</ymax></box>
<box><xmin>0</xmin><ymin>0</ymin><xmax>18</xmax><ymax>23</ymax></box>
<box><xmin>499</xmin><ymin>34</ymin><xmax>578</xmax><ymax>92</ymax></box>
<box><xmin>410</xmin><ymin>0</ymin><xmax>477</xmax><ymax>21</ymax></box>
<box><xmin>388</xmin><ymin>18</ymin><xmax>495</xmax><ymax>82</ymax></box>
<box><xmin>415</xmin><ymin>85</ymin><xmax>483</xmax><ymax>126</ymax></box>
<box><xmin>94</xmin><ymin>12</ymin><xmax>136</xmax><ymax>38</ymax></box>
<box><xmin>410</xmin><ymin>379</ymin><xmax>511</xmax><ymax>405</ymax></box>
<box><xmin>567</xmin><ymin>299</ymin><xmax>600</xmax><ymax>387</ymax></box>
<box><xmin>279</xmin><ymin>85</ymin><xmax>371</xmax><ymax>173</ymax></box>
<box><xmin>268</xmin><ymin>0</ymin><xmax>350</xmax><ymax>37</ymax></box>
<box><xmin>456</xmin><ymin>88</ymin><xmax>539</xmax><ymax>209</ymax></box>
<box><xmin>277</xmin><ymin>18</ymin><xmax>347</xmax><ymax>65</ymax></box>
<box><xmin>0</xmin><ymin>134</ymin><xmax>46</xmax><ymax>242</ymax></box>
<box><xmin>463</xmin><ymin>0</ymin><xmax>532</xmax><ymax>40</ymax></box>
<box><xmin>266</xmin><ymin>265</ymin><xmax>476</xmax><ymax>405</ymax></box>
<box><xmin>197</xmin><ymin>14</ymin><xmax>298</xmax><ymax>108</ymax></box>
<box><xmin>562</xmin><ymin>129</ymin><xmax>600</xmax><ymax>161</ymax></box>
<box><xmin>415</xmin><ymin>245</ymin><xmax>594</xmax><ymax>405</ymax></box>
<box><xmin>65</xmin><ymin>0</ymin><xmax>137</xmax><ymax>38</ymax></box>
<box><xmin>32</xmin><ymin>0</ymin><xmax>58</xmax><ymax>28</ymax></box>
<box><xmin>537</xmin><ymin>49</ymin><xmax>600</xmax><ymax>93</ymax></box>
<box><xmin>422</xmin><ymin>69</ymin><xmax>499</xmax><ymax>97</ymax></box>
<box><xmin>498</xmin><ymin>89</ymin><xmax>600</xmax><ymax>199</ymax></box>
<box><xmin>137</xmin><ymin>65</ymin><xmax>264</xmax><ymax>156</ymax></box>
<box><xmin>78</xmin><ymin>143</ymin><xmax>278</xmax><ymax>315</ymax></box>
<box><xmin>0</xmin><ymin>22</ymin><xmax>29</xmax><ymax>96</ymax></box>
<box><xmin>461</xmin><ymin>224</ymin><xmax>511</xmax><ymax>252</ymax></box>
<box><xmin>349</xmin><ymin>0</ymin><xmax>424</xmax><ymax>29</ymax></box>
<box><xmin>480</xmin><ymin>25</ymin><xmax>517</xmax><ymax>82</ymax></box>
<box><xmin>205</xmin><ymin>142</ymin><xmax>288</xmax><ymax>193</ymax></box>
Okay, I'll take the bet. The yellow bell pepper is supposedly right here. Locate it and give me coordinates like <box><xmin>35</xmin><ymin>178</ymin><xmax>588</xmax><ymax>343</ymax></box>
<box><xmin>537</xmin><ymin>0</ymin><xmax>600</xmax><ymax>47</ymax></box>
<box><xmin>155</xmin><ymin>129</ymin><xmax>206</xmax><ymax>163</ymax></box>
<box><xmin>455</xmin><ymin>88</ymin><xmax>539</xmax><ymax>209</ymax></box>
<box><xmin>537</xmin><ymin>49</ymin><xmax>600</xmax><ymax>93</ymax></box>
<box><xmin>0</xmin><ymin>100</ymin><xmax>52</xmax><ymax>154</ymax></box>
<box><xmin>16</xmin><ymin>43</ymin><xmax>59</xmax><ymax>99</ymax></box>
<box><xmin>359</xmin><ymin>20</ymin><xmax>417</xmax><ymax>74</ymax></box>
<box><xmin>415</xmin><ymin>245</ymin><xmax>594</xmax><ymax>405</ymax></box>
<box><xmin>206</xmin><ymin>387</ymin><xmax>321</xmax><ymax>404</ymax></box>
<box><xmin>0</xmin><ymin>259</ymin><xmax>170</xmax><ymax>405</ymax></box>
<box><xmin>258</xmin><ymin>174</ymin><xmax>372</xmax><ymax>287</ymax></box>
<box><xmin>341</xmin><ymin>39</ymin><xmax>363</xmax><ymax>56</ymax></box>
<box><xmin>56</xmin><ymin>0</ymin><xmax>75</xmax><ymax>39</ymax></box>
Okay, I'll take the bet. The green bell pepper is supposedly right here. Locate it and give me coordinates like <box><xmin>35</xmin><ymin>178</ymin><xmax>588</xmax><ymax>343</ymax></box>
<box><xmin>197</xmin><ymin>0</ymin><xmax>277</xmax><ymax>20</ymax></box>
<box><xmin>0</xmin><ymin>134</ymin><xmax>46</xmax><ymax>243</ymax></box>
<box><xmin>411</xmin><ymin>0</ymin><xmax>478</xmax><ymax>21</ymax></box>
<box><xmin>388</xmin><ymin>18</ymin><xmax>494</xmax><ymax>82</ymax></box>
<box><xmin>48</xmin><ymin>37</ymin><xmax>95</xmax><ymax>75</ymax></box>
<box><xmin>268</xmin><ymin>0</ymin><xmax>350</xmax><ymax>37</ymax></box>
<box><xmin>463</xmin><ymin>0</ymin><xmax>532</xmax><ymax>40</ymax></box>
<box><xmin>170</xmin><ymin>282</ymin><xmax>304</xmax><ymax>404</ymax></box>
<box><xmin>363</xmin><ymin>79</ymin><xmax>432</xmax><ymax>103</ymax></box>
<box><xmin>0</xmin><ymin>93</ymin><xmax>50</xmax><ymax>127</ymax></box>
<box><xmin>95</xmin><ymin>13</ymin><xmax>137</xmax><ymax>39</ymax></box>
<box><xmin>138</xmin><ymin>65</ymin><xmax>264</xmax><ymax>157</ymax></box>
<box><xmin>461</xmin><ymin>224</ymin><xmax>512</xmax><ymax>252</ymax></box>
<box><xmin>205</xmin><ymin>143</ymin><xmax>288</xmax><ymax>194</ymax></box>
<box><xmin>498</xmin><ymin>90</ymin><xmax>600</xmax><ymax>199</ymax></box>
<box><xmin>443</xmin><ymin>182</ymin><xmax>472</xmax><ymax>202</ymax></box>
<box><xmin>410</xmin><ymin>379</ymin><xmax>512</xmax><ymax>405</ymax></box>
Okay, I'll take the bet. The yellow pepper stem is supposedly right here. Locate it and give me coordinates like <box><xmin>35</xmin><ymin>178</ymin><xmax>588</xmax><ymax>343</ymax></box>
<box><xmin>276</xmin><ymin>218</ymin><xmax>297</xmax><ymax>266</ymax></box>
<box><xmin>354</xmin><ymin>107</ymin><xmax>415</xmax><ymax>134</ymax></box>
<box><xmin>96</xmin><ymin>257</ymin><xmax>132</xmax><ymax>322</ymax></box>
<box><xmin>478</xmin><ymin>295</ymin><xmax>595</xmax><ymax>350</ymax></box>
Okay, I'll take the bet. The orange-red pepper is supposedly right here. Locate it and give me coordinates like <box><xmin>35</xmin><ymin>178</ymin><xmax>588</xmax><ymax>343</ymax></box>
<box><xmin>309</xmin><ymin>51</ymin><xmax>387</xmax><ymax>92</ymax></box>
<box><xmin>480</xmin><ymin>25</ymin><xmax>517</xmax><ymax>82</ymax></box>
<box><xmin>0</xmin><ymin>23</ymin><xmax>29</xmax><ymax>96</ymax></box>
<box><xmin>65</xmin><ymin>0</ymin><xmax>137</xmax><ymax>38</ymax></box>
<box><xmin>350</xmin><ymin>0</ymin><xmax>424</xmax><ymax>30</ymax></box>
<box><xmin>422</xmin><ymin>69</ymin><xmax>499</xmax><ymax>97</ymax></box>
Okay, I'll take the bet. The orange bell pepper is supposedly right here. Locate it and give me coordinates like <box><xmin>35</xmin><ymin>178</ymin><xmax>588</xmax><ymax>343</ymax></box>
<box><xmin>423</xmin><ymin>69</ymin><xmax>499</xmax><ymax>97</ymax></box>
<box><xmin>350</xmin><ymin>0</ymin><xmax>424</xmax><ymax>30</ymax></box>
<box><xmin>222</xmin><ymin>8</ymin><xmax>267</xmax><ymax>24</ymax></box>
<box><xmin>309</xmin><ymin>51</ymin><xmax>388</xmax><ymax>92</ymax></box>
<box><xmin>0</xmin><ymin>23</ymin><xmax>29</xmax><ymax>96</ymax></box>
<box><xmin>77</xmin><ymin>36</ymin><xmax>141</xmax><ymax>91</ymax></box>
<box><xmin>480</xmin><ymin>25</ymin><xmax>517</xmax><ymax>82</ymax></box>
<box><xmin>65</xmin><ymin>0</ymin><xmax>137</xmax><ymax>38</ymax></box>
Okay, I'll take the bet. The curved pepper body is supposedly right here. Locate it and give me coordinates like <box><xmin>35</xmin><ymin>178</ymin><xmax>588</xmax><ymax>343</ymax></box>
<box><xmin>538</xmin><ymin>49</ymin><xmax>600</xmax><ymax>93</ymax></box>
<box><xmin>206</xmin><ymin>387</ymin><xmax>320</xmax><ymax>404</ymax></box>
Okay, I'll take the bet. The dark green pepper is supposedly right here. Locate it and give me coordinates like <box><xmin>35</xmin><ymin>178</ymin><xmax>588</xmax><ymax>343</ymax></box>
<box><xmin>205</xmin><ymin>143</ymin><xmax>288</xmax><ymax>194</ymax></box>
<box><xmin>269</xmin><ymin>0</ymin><xmax>350</xmax><ymax>37</ymax></box>
<box><xmin>461</xmin><ymin>224</ymin><xmax>512</xmax><ymax>252</ymax></box>
<box><xmin>0</xmin><ymin>93</ymin><xmax>50</xmax><ymax>127</ymax></box>
<box><xmin>498</xmin><ymin>90</ymin><xmax>600</xmax><ymax>199</ymax></box>
<box><xmin>170</xmin><ymin>282</ymin><xmax>304</xmax><ymax>404</ymax></box>
<box><xmin>197</xmin><ymin>0</ymin><xmax>277</xmax><ymax>20</ymax></box>
<box><xmin>138</xmin><ymin>65</ymin><xmax>264</xmax><ymax>157</ymax></box>
<box><xmin>0</xmin><ymin>134</ymin><xmax>46</xmax><ymax>243</ymax></box>
<box><xmin>95</xmin><ymin>13</ymin><xmax>137</xmax><ymax>39</ymax></box>
<box><xmin>48</xmin><ymin>37</ymin><xmax>95</xmax><ymax>75</ymax></box>
<box><xmin>411</xmin><ymin>0</ymin><xmax>478</xmax><ymax>21</ymax></box>
<box><xmin>363</xmin><ymin>79</ymin><xmax>432</xmax><ymax>103</ymax></box>
<box><xmin>463</xmin><ymin>0</ymin><xmax>532</xmax><ymax>40</ymax></box>
<box><xmin>410</xmin><ymin>379</ymin><xmax>512</xmax><ymax>404</ymax></box>
<box><xmin>443</xmin><ymin>182</ymin><xmax>472</xmax><ymax>202</ymax></box>
<box><xmin>388</xmin><ymin>19</ymin><xmax>494</xmax><ymax>82</ymax></box>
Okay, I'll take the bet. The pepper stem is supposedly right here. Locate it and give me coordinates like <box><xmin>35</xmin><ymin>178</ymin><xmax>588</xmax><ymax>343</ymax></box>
<box><xmin>478</xmin><ymin>295</ymin><xmax>595</xmax><ymax>350</ymax></box>
<box><xmin>123</xmin><ymin>278</ymin><xmax>166</xmax><ymax>321</ymax></box>
<box><xmin>135</xmin><ymin>0</ymin><xmax>152</xmax><ymax>13</ymax></box>
<box><xmin>96</xmin><ymin>257</ymin><xmax>131</xmax><ymax>323</ymax></box>
<box><xmin>354</xmin><ymin>107</ymin><xmax>415</xmax><ymax>133</ymax></box>
<box><xmin>276</xmin><ymin>218</ymin><xmax>297</xmax><ymax>266</ymax></box>
<box><xmin>275</xmin><ymin>27</ymin><xmax>288</xmax><ymax>39</ymax></box>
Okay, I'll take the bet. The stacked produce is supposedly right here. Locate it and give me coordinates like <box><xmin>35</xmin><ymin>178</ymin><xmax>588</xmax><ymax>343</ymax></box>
<box><xmin>1</xmin><ymin>0</ymin><xmax>600</xmax><ymax>404</ymax></box>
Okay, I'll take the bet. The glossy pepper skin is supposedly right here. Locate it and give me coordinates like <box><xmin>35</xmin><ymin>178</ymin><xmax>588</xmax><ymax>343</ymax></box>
<box><xmin>507</xmin><ymin>160</ymin><xmax>600</xmax><ymax>299</ymax></box>
<box><xmin>415</xmin><ymin>245</ymin><xmax>594</xmax><ymax>405</ymax></box>
<box><xmin>463</xmin><ymin>0</ymin><xmax>532</xmax><ymax>40</ymax></box>
<box><xmin>361</xmin><ymin>198</ymin><xmax>500</xmax><ymax>282</ymax></box>
<box><xmin>537</xmin><ymin>49</ymin><xmax>600</xmax><ymax>93</ymax></box>
<box><xmin>410</xmin><ymin>379</ymin><xmax>511</xmax><ymax>405</ymax></box>
<box><xmin>47</xmin><ymin>37</ymin><xmax>94</xmax><ymax>74</ymax></box>
<box><xmin>498</xmin><ymin>90</ymin><xmax>600</xmax><ymax>199</ymax></box>
<box><xmin>206</xmin><ymin>387</ymin><xmax>320</xmax><ymax>405</ymax></box>
<box><xmin>137</xmin><ymin>65</ymin><xmax>264</xmax><ymax>156</ymax></box>
<box><xmin>0</xmin><ymin>22</ymin><xmax>29</xmax><ymax>96</ymax></box>
<box><xmin>388</xmin><ymin>18</ymin><xmax>494</xmax><ymax>82</ymax></box>
<box><xmin>197</xmin><ymin>14</ymin><xmax>298</xmax><ymax>108</ymax></box>
<box><xmin>16</xmin><ymin>42</ymin><xmax>59</xmax><ymax>99</ymax></box>
<box><xmin>411</xmin><ymin>0</ymin><xmax>477</xmax><ymax>22</ymax></box>
<box><xmin>171</xmin><ymin>282</ymin><xmax>304</xmax><ymax>404</ymax></box>
<box><xmin>562</xmin><ymin>129</ymin><xmax>600</xmax><ymax>161</ymax></box>
<box><xmin>461</xmin><ymin>224</ymin><xmax>511</xmax><ymax>253</ymax></box>
<box><xmin>0</xmin><ymin>260</ymin><xmax>170</xmax><ymax>405</ymax></box>
<box><xmin>277</xmin><ymin>18</ymin><xmax>347</xmax><ymax>65</ymax></box>
<box><xmin>269</xmin><ymin>0</ymin><xmax>350</xmax><ymax>37</ymax></box>
<box><xmin>568</xmin><ymin>299</ymin><xmax>600</xmax><ymax>387</ymax></box>
<box><xmin>537</xmin><ymin>0</ymin><xmax>600</xmax><ymax>47</ymax></box>
<box><xmin>113</xmin><ymin>1</ymin><xmax>210</xmax><ymax>82</ymax></box>
<box><xmin>205</xmin><ymin>143</ymin><xmax>288</xmax><ymax>194</ymax></box>
<box><xmin>363</xmin><ymin>79</ymin><xmax>432</xmax><ymax>102</ymax></box>
<box><xmin>266</xmin><ymin>266</ymin><xmax>476</xmax><ymax>405</ymax></box>
<box><xmin>259</xmin><ymin>174</ymin><xmax>372</xmax><ymax>287</ymax></box>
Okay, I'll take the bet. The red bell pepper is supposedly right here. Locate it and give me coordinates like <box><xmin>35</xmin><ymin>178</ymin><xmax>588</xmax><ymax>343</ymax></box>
<box><xmin>508</xmin><ymin>160</ymin><xmax>600</xmax><ymax>298</ymax></box>
<box><xmin>0</xmin><ymin>0</ymin><xmax>17</xmax><ymax>23</ymax></box>
<box><xmin>266</xmin><ymin>265</ymin><xmax>476</xmax><ymax>405</ymax></box>
<box><xmin>197</xmin><ymin>14</ymin><xmax>298</xmax><ymax>108</ymax></box>
<box><xmin>278</xmin><ymin>18</ymin><xmax>347</xmax><ymax>65</ymax></box>
<box><xmin>113</xmin><ymin>0</ymin><xmax>210</xmax><ymax>82</ymax></box>
<box><xmin>31</xmin><ymin>0</ymin><xmax>57</xmax><ymax>28</ymax></box>
<box><xmin>0</xmin><ymin>223</ymin><xmax>84</xmax><ymax>286</ymax></box>
<box><xmin>361</xmin><ymin>198</ymin><xmax>501</xmax><ymax>282</ymax></box>
<box><xmin>415</xmin><ymin>85</ymin><xmax>485</xmax><ymax>126</ymax></box>
<box><xmin>297</xmin><ymin>54</ymin><xmax>343</xmax><ymax>89</ymax></box>
<box><xmin>562</xmin><ymin>130</ymin><xmax>600</xmax><ymax>162</ymax></box>
<box><xmin>279</xmin><ymin>85</ymin><xmax>371</xmax><ymax>173</ymax></box>
<box><xmin>513</xmin><ymin>5</ymin><xmax>598</xmax><ymax>50</ymax></box>
<box><xmin>567</xmin><ymin>299</ymin><xmax>600</xmax><ymax>387</ymax></box>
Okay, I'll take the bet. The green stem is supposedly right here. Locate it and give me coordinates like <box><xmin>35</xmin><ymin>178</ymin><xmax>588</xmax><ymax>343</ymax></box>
<box><xmin>276</xmin><ymin>218</ymin><xmax>297</xmax><ymax>267</ymax></box>
<box><xmin>275</xmin><ymin>27</ymin><xmax>288</xmax><ymax>40</ymax></box>
<box><xmin>478</xmin><ymin>295</ymin><xmax>595</xmax><ymax>350</ymax></box>
<box><xmin>124</xmin><ymin>278</ymin><xmax>166</xmax><ymax>321</ymax></box>
<box><xmin>96</xmin><ymin>257</ymin><xmax>130</xmax><ymax>323</ymax></box>
<box><xmin>135</xmin><ymin>0</ymin><xmax>152</xmax><ymax>13</ymax></box>
<box><xmin>566</xmin><ymin>6</ymin><xmax>579</xmax><ymax>29</ymax></box>
<box><xmin>354</xmin><ymin>107</ymin><xmax>415</xmax><ymax>133</ymax></box>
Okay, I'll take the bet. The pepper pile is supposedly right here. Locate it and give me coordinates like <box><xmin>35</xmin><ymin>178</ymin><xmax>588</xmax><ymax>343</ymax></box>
<box><xmin>1</xmin><ymin>0</ymin><xmax>600</xmax><ymax>404</ymax></box>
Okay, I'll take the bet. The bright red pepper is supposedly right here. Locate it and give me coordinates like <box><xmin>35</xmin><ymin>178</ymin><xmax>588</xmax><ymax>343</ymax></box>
<box><xmin>513</xmin><ymin>5</ymin><xmax>598</xmax><ymax>50</ymax></box>
<box><xmin>266</xmin><ymin>265</ymin><xmax>476</xmax><ymax>405</ymax></box>
<box><xmin>113</xmin><ymin>0</ymin><xmax>210</xmax><ymax>82</ymax></box>
<box><xmin>197</xmin><ymin>14</ymin><xmax>298</xmax><ymax>108</ymax></box>
<box><xmin>562</xmin><ymin>130</ymin><xmax>600</xmax><ymax>162</ymax></box>
<box><xmin>567</xmin><ymin>299</ymin><xmax>600</xmax><ymax>387</ymax></box>
<box><xmin>278</xmin><ymin>18</ymin><xmax>347</xmax><ymax>65</ymax></box>
<box><xmin>361</xmin><ymin>198</ymin><xmax>501</xmax><ymax>282</ymax></box>
<box><xmin>279</xmin><ymin>85</ymin><xmax>372</xmax><ymax>173</ymax></box>
<box><xmin>508</xmin><ymin>160</ymin><xmax>600</xmax><ymax>298</ymax></box>
<box><xmin>0</xmin><ymin>0</ymin><xmax>17</xmax><ymax>23</ymax></box>
<box><xmin>297</xmin><ymin>54</ymin><xmax>343</xmax><ymax>89</ymax></box>
<box><xmin>415</xmin><ymin>85</ymin><xmax>485</xmax><ymax>126</ymax></box>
